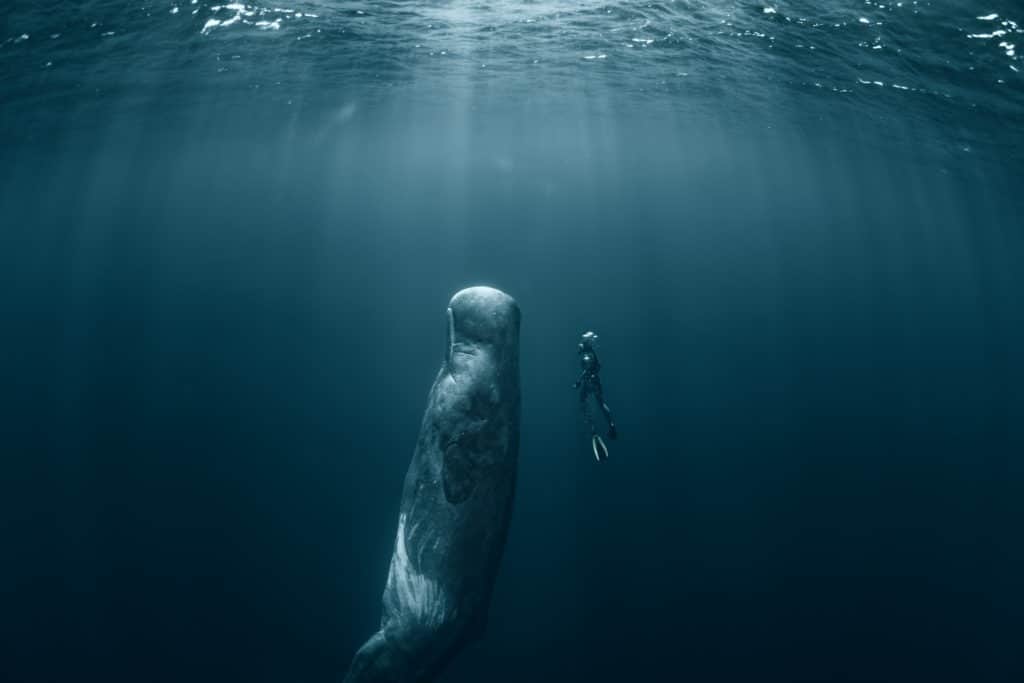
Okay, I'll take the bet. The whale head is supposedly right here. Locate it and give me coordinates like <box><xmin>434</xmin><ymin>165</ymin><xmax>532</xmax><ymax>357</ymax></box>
<box><xmin>445</xmin><ymin>286</ymin><xmax>520</xmax><ymax>372</ymax></box>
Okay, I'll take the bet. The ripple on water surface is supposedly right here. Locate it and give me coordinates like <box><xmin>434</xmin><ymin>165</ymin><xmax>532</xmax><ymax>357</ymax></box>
<box><xmin>1</xmin><ymin>1</ymin><xmax>1022</xmax><ymax>157</ymax></box>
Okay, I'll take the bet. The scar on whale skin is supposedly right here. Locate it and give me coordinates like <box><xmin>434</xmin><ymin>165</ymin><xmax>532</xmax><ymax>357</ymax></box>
<box><xmin>344</xmin><ymin>286</ymin><xmax>520</xmax><ymax>683</ymax></box>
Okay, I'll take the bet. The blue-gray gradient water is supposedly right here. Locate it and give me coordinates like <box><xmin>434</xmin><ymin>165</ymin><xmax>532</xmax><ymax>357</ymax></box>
<box><xmin>2</xmin><ymin>1</ymin><xmax>1022</xmax><ymax>681</ymax></box>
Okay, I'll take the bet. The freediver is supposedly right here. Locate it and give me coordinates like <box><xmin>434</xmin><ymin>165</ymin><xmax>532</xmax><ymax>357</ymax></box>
<box><xmin>573</xmin><ymin>331</ymin><xmax>618</xmax><ymax>462</ymax></box>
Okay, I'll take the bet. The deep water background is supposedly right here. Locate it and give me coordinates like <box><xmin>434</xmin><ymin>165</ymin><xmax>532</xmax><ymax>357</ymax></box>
<box><xmin>2</xmin><ymin>2</ymin><xmax>1023</xmax><ymax>682</ymax></box>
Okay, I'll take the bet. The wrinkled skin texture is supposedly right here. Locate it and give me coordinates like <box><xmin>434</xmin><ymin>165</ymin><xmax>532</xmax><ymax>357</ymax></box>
<box><xmin>344</xmin><ymin>287</ymin><xmax>521</xmax><ymax>683</ymax></box>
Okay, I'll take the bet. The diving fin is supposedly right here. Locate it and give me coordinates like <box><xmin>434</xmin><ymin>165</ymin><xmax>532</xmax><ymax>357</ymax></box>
<box><xmin>592</xmin><ymin>434</ymin><xmax>609</xmax><ymax>462</ymax></box>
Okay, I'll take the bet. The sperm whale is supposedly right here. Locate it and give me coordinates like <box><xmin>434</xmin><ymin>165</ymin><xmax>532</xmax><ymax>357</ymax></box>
<box><xmin>344</xmin><ymin>286</ymin><xmax>521</xmax><ymax>683</ymax></box>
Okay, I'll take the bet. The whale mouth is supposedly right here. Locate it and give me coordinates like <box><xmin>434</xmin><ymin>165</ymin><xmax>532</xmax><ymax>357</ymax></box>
<box><xmin>446</xmin><ymin>306</ymin><xmax>455</xmax><ymax>367</ymax></box>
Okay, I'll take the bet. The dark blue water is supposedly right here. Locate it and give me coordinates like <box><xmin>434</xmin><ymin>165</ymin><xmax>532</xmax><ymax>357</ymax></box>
<box><xmin>2</xmin><ymin>2</ymin><xmax>1023</xmax><ymax>682</ymax></box>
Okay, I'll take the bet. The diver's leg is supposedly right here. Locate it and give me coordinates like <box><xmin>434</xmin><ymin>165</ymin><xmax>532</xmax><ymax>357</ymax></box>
<box><xmin>594</xmin><ymin>383</ymin><xmax>617</xmax><ymax>440</ymax></box>
<box><xmin>580</xmin><ymin>386</ymin><xmax>607</xmax><ymax>461</ymax></box>
<box><xmin>579</xmin><ymin>385</ymin><xmax>596</xmax><ymax>435</ymax></box>
<box><xmin>603</xmin><ymin>402</ymin><xmax>617</xmax><ymax>439</ymax></box>
<box><xmin>603</xmin><ymin>404</ymin><xmax>617</xmax><ymax>440</ymax></box>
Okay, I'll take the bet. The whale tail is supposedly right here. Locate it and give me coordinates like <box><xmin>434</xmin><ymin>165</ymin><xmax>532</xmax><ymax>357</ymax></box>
<box><xmin>592</xmin><ymin>434</ymin><xmax>609</xmax><ymax>462</ymax></box>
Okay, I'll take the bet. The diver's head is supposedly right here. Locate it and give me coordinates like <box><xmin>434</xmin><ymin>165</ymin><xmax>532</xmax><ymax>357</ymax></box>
<box><xmin>580</xmin><ymin>331</ymin><xmax>599</xmax><ymax>347</ymax></box>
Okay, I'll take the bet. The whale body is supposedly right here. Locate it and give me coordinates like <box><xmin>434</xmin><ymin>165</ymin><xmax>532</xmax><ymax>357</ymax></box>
<box><xmin>344</xmin><ymin>286</ymin><xmax>521</xmax><ymax>683</ymax></box>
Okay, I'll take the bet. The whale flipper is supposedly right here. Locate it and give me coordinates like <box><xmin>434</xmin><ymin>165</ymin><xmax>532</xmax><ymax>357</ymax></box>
<box><xmin>344</xmin><ymin>286</ymin><xmax>521</xmax><ymax>683</ymax></box>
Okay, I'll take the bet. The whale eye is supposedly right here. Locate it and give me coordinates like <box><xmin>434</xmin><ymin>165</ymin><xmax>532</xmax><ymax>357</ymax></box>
<box><xmin>442</xmin><ymin>439</ymin><xmax>477</xmax><ymax>505</ymax></box>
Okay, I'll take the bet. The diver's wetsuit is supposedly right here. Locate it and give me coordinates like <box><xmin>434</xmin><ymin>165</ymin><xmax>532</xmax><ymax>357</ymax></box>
<box><xmin>574</xmin><ymin>341</ymin><xmax>617</xmax><ymax>440</ymax></box>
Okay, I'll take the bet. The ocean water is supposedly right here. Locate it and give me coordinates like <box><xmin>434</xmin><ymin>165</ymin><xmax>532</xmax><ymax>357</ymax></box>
<box><xmin>2</xmin><ymin>2</ymin><xmax>1023</xmax><ymax>682</ymax></box>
